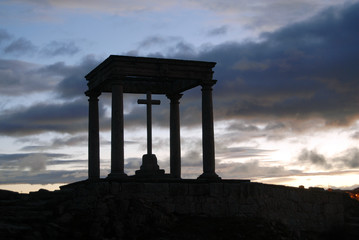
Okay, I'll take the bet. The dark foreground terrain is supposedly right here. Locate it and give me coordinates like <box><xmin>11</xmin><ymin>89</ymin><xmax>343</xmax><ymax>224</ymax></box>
<box><xmin>0</xmin><ymin>182</ymin><xmax>358</xmax><ymax>240</ymax></box>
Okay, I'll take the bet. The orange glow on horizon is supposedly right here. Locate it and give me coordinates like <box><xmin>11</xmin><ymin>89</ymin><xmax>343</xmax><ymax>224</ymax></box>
<box><xmin>347</xmin><ymin>192</ymin><xmax>359</xmax><ymax>201</ymax></box>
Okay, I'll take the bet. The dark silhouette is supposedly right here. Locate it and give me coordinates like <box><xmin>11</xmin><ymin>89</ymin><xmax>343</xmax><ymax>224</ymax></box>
<box><xmin>1</xmin><ymin>56</ymin><xmax>358</xmax><ymax>240</ymax></box>
<box><xmin>85</xmin><ymin>55</ymin><xmax>220</xmax><ymax>180</ymax></box>
<box><xmin>1</xmin><ymin>184</ymin><xmax>359</xmax><ymax>239</ymax></box>
<box><xmin>135</xmin><ymin>92</ymin><xmax>165</xmax><ymax>177</ymax></box>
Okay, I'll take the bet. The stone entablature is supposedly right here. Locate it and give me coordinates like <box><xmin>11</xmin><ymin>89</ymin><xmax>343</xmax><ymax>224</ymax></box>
<box><xmin>85</xmin><ymin>55</ymin><xmax>216</xmax><ymax>94</ymax></box>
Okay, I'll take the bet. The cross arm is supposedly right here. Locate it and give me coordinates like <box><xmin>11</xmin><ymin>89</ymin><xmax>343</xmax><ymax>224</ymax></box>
<box><xmin>137</xmin><ymin>99</ymin><xmax>161</xmax><ymax>105</ymax></box>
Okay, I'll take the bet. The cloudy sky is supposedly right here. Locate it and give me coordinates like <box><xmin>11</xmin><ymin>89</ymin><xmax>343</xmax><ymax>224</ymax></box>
<box><xmin>1</xmin><ymin>0</ymin><xmax>359</xmax><ymax>192</ymax></box>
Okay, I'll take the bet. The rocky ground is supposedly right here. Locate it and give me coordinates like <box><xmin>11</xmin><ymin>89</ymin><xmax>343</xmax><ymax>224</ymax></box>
<box><xmin>0</xmin><ymin>183</ymin><xmax>358</xmax><ymax>240</ymax></box>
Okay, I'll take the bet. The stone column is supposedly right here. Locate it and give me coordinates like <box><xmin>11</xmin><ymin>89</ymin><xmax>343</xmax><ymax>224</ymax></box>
<box><xmin>198</xmin><ymin>80</ymin><xmax>221</xmax><ymax>180</ymax></box>
<box><xmin>108</xmin><ymin>83</ymin><xmax>127</xmax><ymax>179</ymax></box>
<box><xmin>167</xmin><ymin>93</ymin><xmax>183</xmax><ymax>178</ymax></box>
<box><xmin>88</xmin><ymin>92</ymin><xmax>100</xmax><ymax>181</ymax></box>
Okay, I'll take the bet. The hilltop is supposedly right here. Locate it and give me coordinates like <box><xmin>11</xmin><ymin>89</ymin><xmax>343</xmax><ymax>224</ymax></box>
<box><xmin>1</xmin><ymin>180</ymin><xmax>359</xmax><ymax>240</ymax></box>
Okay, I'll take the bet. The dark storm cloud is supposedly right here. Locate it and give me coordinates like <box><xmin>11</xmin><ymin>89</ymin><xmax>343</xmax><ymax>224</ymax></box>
<box><xmin>2</xmin><ymin>3</ymin><xmax>358</xmax><ymax>142</ymax></box>
<box><xmin>226</xmin><ymin>122</ymin><xmax>259</xmax><ymax>132</ymax></box>
<box><xmin>137</xmin><ymin>36</ymin><xmax>193</xmax><ymax>52</ymax></box>
<box><xmin>4</xmin><ymin>37</ymin><xmax>37</xmax><ymax>55</ymax></box>
<box><xmin>334</xmin><ymin>148</ymin><xmax>359</xmax><ymax>168</ymax></box>
<box><xmin>0</xmin><ymin>29</ymin><xmax>11</xmax><ymax>44</ymax></box>
<box><xmin>0</xmin><ymin>99</ymin><xmax>92</xmax><ymax>136</ymax></box>
<box><xmin>41</xmin><ymin>40</ymin><xmax>80</xmax><ymax>56</ymax></box>
<box><xmin>51</xmin><ymin>135</ymin><xmax>88</xmax><ymax>147</ymax></box>
<box><xmin>297</xmin><ymin>147</ymin><xmax>359</xmax><ymax>170</ymax></box>
<box><xmin>264</xmin><ymin>122</ymin><xmax>286</xmax><ymax>131</ymax></box>
<box><xmin>207</xmin><ymin>25</ymin><xmax>228</xmax><ymax>36</ymax></box>
<box><xmin>298</xmin><ymin>149</ymin><xmax>332</xmax><ymax>169</ymax></box>
<box><xmin>0</xmin><ymin>56</ymin><xmax>94</xmax><ymax>97</ymax></box>
<box><xmin>0</xmin><ymin>59</ymin><xmax>55</xmax><ymax>95</ymax></box>
<box><xmin>40</xmin><ymin>55</ymin><xmax>100</xmax><ymax>98</ymax></box>
<box><xmin>0</xmin><ymin>31</ymin><xmax>81</xmax><ymax>58</ymax></box>
<box><xmin>164</xmin><ymin>2</ymin><xmax>359</xmax><ymax>127</ymax></box>
<box><xmin>217</xmin><ymin>147</ymin><xmax>274</xmax><ymax>160</ymax></box>
<box><xmin>0</xmin><ymin>39</ymin><xmax>92</xmax><ymax>98</ymax></box>
<box><xmin>137</xmin><ymin>36</ymin><xmax>196</xmax><ymax>59</ymax></box>
<box><xmin>0</xmin><ymin>55</ymin><xmax>103</xmax><ymax>136</ymax></box>
<box><xmin>138</xmin><ymin>36</ymin><xmax>168</xmax><ymax>49</ymax></box>
<box><xmin>220</xmin><ymin>120</ymin><xmax>291</xmax><ymax>146</ymax></box>
<box><xmin>48</xmin><ymin>159</ymin><xmax>86</xmax><ymax>166</ymax></box>
<box><xmin>182</xmin><ymin>150</ymin><xmax>202</xmax><ymax>167</ymax></box>
<box><xmin>0</xmin><ymin>153</ymin><xmax>67</xmax><ymax>162</ymax></box>
<box><xmin>165</xmin><ymin>41</ymin><xmax>196</xmax><ymax>59</ymax></box>
<box><xmin>19</xmin><ymin>135</ymin><xmax>88</xmax><ymax>151</ymax></box>
<box><xmin>0</xmin><ymin>151</ymin><xmax>87</xmax><ymax>184</ymax></box>
<box><xmin>0</xmin><ymin>152</ymin><xmax>69</xmax><ymax>172</ymax></box>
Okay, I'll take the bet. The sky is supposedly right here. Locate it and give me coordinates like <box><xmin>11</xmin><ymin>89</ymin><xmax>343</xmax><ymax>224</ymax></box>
<box><xmin>1</xmin><ymin>0</ymin><xmax>359</xmax><ymax>193</ymax></box>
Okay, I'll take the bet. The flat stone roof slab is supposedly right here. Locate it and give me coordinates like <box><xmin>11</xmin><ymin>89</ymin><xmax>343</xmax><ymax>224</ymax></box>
<box><xmin>85</xmin><ymin>55</ymin><xmax>216</xmax><ymax>94</ymax></box>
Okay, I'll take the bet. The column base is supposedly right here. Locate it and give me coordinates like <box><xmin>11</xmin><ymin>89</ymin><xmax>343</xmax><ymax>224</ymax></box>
<box><xmin>170</xmin><ymin>173</ymin><xmax>181</xmax><ymax>179</ymax></box>
<box><xmin>107</xmin><ymin>172</ymin><xmax>128</xmax><ymax>180</ymax></box>
<box><xmin>135</xmin><ymin>154</ymin><xmax>165</xmax><ymax>177</ymax></box>
<box><xmin>197</xmin><ymin>172</ymin><xmax>221</xmax><ymax>181</ymax></box>
<box><xmin>88</xmin><ymin>177</ymin><xmax>100</xmax><ymax>182</ymax></box>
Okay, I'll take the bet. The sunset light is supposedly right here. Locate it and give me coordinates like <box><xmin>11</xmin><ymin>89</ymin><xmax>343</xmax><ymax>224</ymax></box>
<box><xmin>1</xmin><ymin>0</ymin><xmax>359</xmax><ymax>193</ymax></box>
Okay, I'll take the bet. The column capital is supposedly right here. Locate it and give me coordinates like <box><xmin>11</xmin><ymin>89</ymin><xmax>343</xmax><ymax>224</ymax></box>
<box><xmin>111</xmin><ymin>80</ymin><xmax>124</xmax><ymax>86</ymax></box>
<box><xmin>201</xmin><ymin>80</ymin><xmax>217</xmax><ymax>89</ymax></box>
<box><xmin>85</xmin><ymin>90</ymin><xmax>101</xmax><ymax>98</ymax></box>
<box><xmin>166</xmin><ymin>93</ymin><xmax>183</xmax><ymax>102</ymax></box>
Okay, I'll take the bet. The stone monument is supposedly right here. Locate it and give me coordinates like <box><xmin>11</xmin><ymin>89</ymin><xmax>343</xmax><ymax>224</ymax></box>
<box><xmin>135</xmin><ymin>92</ymin><xmax>165</xmax><ymax>177</ymax></box>
<box><xmin>85</xmin><ymin>55</ymin><xmax>220</xmax><ymax>180</ymax></box>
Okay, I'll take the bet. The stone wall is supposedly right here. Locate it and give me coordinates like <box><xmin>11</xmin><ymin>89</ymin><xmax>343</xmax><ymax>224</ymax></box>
<box><xmin>64</xmin><ymin>180</ymin><xmax>347</xmax><ymax>233</ymax></box>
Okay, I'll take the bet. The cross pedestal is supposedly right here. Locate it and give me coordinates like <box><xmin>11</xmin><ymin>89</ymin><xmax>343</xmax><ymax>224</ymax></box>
<box><xmin>135</xmin><ymin>154</ymin><xmax>164</xmax><ymax>177</ymax></box>
<box><xmin>135</xmin><ymin>92</ymin><xmax>165</xmax><ymax>177</ymax></box>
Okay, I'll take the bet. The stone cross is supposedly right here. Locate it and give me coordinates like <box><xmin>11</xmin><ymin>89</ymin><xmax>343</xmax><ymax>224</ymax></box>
<box><xmin>138</xmin><ymin>92</ymin><xmax>161</xmax><ymax>155</ymax></box>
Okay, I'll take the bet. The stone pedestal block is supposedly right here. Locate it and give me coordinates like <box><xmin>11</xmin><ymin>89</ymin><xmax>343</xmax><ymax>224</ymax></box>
<box><xmin>135</xmin><ymin>154</ymin><xmax>165</xmax><ymax>177</ymax></box>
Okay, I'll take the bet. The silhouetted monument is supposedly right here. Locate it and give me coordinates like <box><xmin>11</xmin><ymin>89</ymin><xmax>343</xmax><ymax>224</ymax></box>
<box><xmin>135</xmin><ymin>92</ymin><xmax>165</xmax><ymax>177</ymax></box>
<box><xmin>85</xmin><ymin>55</ymin><xmax>220</xmax><ymax>180</ymax></box>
